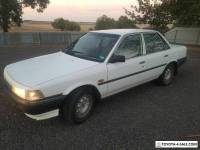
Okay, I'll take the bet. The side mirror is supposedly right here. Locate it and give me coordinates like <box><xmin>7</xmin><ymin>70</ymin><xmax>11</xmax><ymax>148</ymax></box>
<box><xmin>109</xmin><ymin>54</ymin><xmax>125</xmax><ymax>63</ymax></box>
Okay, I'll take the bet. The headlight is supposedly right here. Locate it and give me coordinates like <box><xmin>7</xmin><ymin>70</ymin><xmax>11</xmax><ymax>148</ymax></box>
<box><xmin>12</xmin><ymin>86</ymin><xmax>44</xmax><ymax>101</ymax></box>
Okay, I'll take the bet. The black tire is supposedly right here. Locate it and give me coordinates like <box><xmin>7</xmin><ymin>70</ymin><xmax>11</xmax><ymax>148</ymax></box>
<box><xmin>158</xmin><ymin>64</ymin><xmax>175</xmax><ymax>86</ymax></box>
<box><xmin>62</xmin><ymin>87</ymin><xmax>95</xmax><ymax>124</ymax></box>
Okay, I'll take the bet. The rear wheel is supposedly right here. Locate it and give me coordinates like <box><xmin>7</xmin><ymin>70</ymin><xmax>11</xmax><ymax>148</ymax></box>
<box><xmin>158</xmin><ymin>64</ymin><xmax>175</xmax><ymax>85</ymax></box>
<box><xmin>62</xmin><ymin>87</ymin><xmax>95</xmax><ymax>124</ymax></box>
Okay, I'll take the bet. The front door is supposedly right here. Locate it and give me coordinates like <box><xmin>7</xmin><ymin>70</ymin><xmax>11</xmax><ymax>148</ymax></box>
<box><xmin>106</xmin><ymin>34</ymin><xmax>147</xmax><ymax>95</ymax></box>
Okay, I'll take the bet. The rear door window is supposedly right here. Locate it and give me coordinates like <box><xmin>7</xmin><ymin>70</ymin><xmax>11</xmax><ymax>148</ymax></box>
<box><xmin>143</xmin><ymin>33</ymin><xmax>170</xmax><ymax>54</ymax></box>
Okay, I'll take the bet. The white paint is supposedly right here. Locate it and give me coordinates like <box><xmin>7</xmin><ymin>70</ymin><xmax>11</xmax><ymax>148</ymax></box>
<box><xmin>5</xmin><ymin>52</ymin><xmax>99</xmax><ymax>88</ymax></box>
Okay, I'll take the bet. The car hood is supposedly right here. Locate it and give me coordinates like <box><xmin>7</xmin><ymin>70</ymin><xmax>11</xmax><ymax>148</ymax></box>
<box><xmin>5</xmin><ymin>52</ymin><xmax>99</xmax><ymax>87</ymax></box>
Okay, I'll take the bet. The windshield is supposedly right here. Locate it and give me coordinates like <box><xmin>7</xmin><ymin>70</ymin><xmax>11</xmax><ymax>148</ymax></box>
<box><xmin>64</xmin><ymin>32</ymin><xmax>120</xmax><ymax>62</ymax></box>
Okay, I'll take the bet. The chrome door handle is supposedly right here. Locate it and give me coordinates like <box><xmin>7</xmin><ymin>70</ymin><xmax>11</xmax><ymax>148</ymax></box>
<box><xmin>164</xmin><ymin>55</ymin><xmax>169</xmax><ymax>57</ymax></box>
<box><xmin>139</xmin><ymin>61</ymin><xmax>146</xmax><ymax>64</ymax></box>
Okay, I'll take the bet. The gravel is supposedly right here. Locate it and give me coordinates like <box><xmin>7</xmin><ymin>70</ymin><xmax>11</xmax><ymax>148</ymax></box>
<box><xmin>0</xmin><ymin>45</ymin><xmax>200</xmax><ymax>150</ymax></box>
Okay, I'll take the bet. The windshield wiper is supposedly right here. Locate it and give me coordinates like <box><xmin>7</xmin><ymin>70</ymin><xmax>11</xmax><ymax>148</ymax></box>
<box><xmin>66</xmin><ymin>50</ymin><xmax>102</xmax><ymax>62</ymax></box>
<box><xmin>83</xmin><ymin>56</ymin><xmax>102</xmax><ymax>62</ymax></box>
<box><xmin>66</xmin><ymin>50</ymin><xmax>85</xmax><ymax>55</ymax></box>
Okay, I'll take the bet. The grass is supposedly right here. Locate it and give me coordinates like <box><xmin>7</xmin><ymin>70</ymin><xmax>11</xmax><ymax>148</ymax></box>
<box><xmin>9</xmin><ymin>21</ymin><xmax>95</xmax><ymax>32</ymax></box>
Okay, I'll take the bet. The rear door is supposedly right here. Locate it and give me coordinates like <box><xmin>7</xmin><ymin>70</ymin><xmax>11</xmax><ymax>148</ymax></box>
<box><xmin>141</xmin><ymin>32</ymin><xmax>171</xmax><ymax>81</ymax></box>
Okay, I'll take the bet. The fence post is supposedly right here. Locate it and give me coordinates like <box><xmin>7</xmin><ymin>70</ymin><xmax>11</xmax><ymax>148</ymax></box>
<box><xmin>174</xmin><ymin>30</ymin><xmax>178</xmax><ymax>43</ymax></box>
<box><xmin>196</xmin><ymin>30</ymin><xmax>200</xmax><ymax>45</ymax></box>
<box><xmin>2</xmin><ymin>32</ymin><xmax>5</xmax><ymax>45</ymax></box>
<box><xmin>64</xmin><ymin>32</ymin><xmax>67</xmax><ymax>47</ymax></box>
<box><xmin>38</xmin><ymin>32</ymin><xmax>42</xmax><ymax>45</ymax></box>
<box><xmin>3</xmin><ymin>32</ymin><xmax>5</xmax><ymax>45</ymax></box>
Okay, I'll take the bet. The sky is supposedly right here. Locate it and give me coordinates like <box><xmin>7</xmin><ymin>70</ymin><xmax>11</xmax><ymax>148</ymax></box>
<box><xmin>23</xmin><ymin>0</ymin><xmax>137</xmax><ymax>22</ymax></box>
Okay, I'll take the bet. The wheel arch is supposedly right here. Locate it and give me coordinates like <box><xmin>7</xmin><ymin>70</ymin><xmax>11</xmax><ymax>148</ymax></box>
<box><xmin>166</xmin><ymin>60</ymin><xmax>178</xmax><ymax>75</ymax></box>
<box><xmin>62</xmin><ymin>83</ymin><xmax>102</xmax><ymax>101</ymax></box>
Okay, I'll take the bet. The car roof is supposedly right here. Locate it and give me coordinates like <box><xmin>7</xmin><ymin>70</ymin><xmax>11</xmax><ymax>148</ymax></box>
<box><xmin>90</xmin><ymin>29</ymin><xmax>157</xmax><ymax>36</ymax></box>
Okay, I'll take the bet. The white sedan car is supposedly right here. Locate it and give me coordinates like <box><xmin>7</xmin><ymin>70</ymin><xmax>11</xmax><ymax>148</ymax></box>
<box><xmin>4</xmin><ymin>29</ymin><xmax>187</xmax><ymax>124</ymax></box>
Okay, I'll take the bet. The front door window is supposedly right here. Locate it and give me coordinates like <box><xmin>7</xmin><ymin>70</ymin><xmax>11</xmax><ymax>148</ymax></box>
<box><xmin>114</xmin><ymin>34</ymin><xmax>143</xmax><ymax>59</ymax></box>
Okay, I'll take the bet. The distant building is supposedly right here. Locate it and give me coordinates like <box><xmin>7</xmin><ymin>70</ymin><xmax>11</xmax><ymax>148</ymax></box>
<box><xmin>136</xmin><ymin>24</ymin><xmax>154</xmax><ymax>29</ymax></box>
<box><xmin>79</xmin><ymin>22</ymin><xmax>95</xmax><ymax>32</ymax></box>
<box><xmin>136</xmin><ymin>24</ymin><xmax>173</xmax><ymax>30</ymax></box>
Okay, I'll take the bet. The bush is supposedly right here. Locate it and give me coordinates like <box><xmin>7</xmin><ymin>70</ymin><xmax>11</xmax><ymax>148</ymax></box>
<box><xmin>52</xmin><ymin>18</ymin><xmax>80</xmax><ymax>31</ymax></box>
<box><xmin>51</xmin><ymin>18</ymin><xmax>66</xmax><ymax>31</ymax></box>
<box><xmin>64</xmin><ymin>20</ymin><xmax>80</xmax><ymax>31</ymax></box>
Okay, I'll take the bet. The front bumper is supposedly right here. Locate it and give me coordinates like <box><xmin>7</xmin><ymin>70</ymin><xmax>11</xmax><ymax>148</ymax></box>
<box><xmin>4</xmin><ymin>83</ymin><xmax>65</xmax><ymax>115</ymax></box>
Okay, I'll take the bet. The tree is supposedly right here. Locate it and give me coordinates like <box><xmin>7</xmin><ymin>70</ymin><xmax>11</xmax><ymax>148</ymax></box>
<box><xmin>22</xmin><ymin>0</ymin><xmax>49</xmax><ymax>12</ymax></box>
<box><xmin>0</xmin><ymin>0</ymin><xmax>22</xmax><ymax>32</ymax></box>
<box><xmin>125</xmin><ymin>0</ymin><xmax>172</xmax><ymax>33</ymax></box>
<box><xmin>95</xmin><ymin>15</ymin><xmax>137</xmax><ymax>30</ymax></box>
<box><xmin>116</xmin><ymin>16</ymin><xmax>136</xmax><ymax>29</ymax></box>
<box><xmin>52</xmin><ymin>18</ymin><xmax>80</xmax><ymax>31</ymax></box>
<box><xmin>164</xmin><ymin>0</ymin><xmax>200</xmax><ymax>27</ymax></box>
<box><xmin>95</xmin><ymin>15</ymin><xmax>116</xmax><ymax>30</ymax></box>
<box><xmin>0</xmin><ymin>0</ymin><xmax>49</xmax><ymax>32</ymax></box>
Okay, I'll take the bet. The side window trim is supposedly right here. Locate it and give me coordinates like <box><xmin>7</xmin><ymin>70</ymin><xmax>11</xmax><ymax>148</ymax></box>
<box><xmin>141</xmin><ymin>33</ymin><xmax>146</xmax><ymax>55</ymax></box>
<box><xmin>155</xmin><ymin>33</ymin><xmax>167</xmax><ymax>50</ymax></box>
<box><xmin>114</xmin><ymin>33</ymin><xmax>143</xmax><ymax>60</ymax></box>
<box><xmin>157</xmin><ymin>33</ymin><xmax>171</xmax><ymax>50</ymax></box>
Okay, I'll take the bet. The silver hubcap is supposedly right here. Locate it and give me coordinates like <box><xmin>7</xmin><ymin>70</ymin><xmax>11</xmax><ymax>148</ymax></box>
<box><xmin>75</xmin><ymin>95</ymin><xmax>92</xmax><ymax>118</ymax></box>
<box><xmin>164</xmin><ymin>68</ymin><xmax>172</xmax><ymax>81</ymax></box>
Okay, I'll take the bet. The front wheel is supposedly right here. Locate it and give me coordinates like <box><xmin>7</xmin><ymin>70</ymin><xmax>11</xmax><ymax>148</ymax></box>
<box><xmin>61</xmin><ymin>88</ymin><xmax>95</xmax><ymax>124</ymax></box>
<box><xmin>158</xmin><ymin>64</ymin><xmax>175</xmax><ymax>86</ymax></box>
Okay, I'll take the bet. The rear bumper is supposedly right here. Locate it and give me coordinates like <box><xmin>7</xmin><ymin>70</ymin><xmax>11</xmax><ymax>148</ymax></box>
<box><xmin>4</xmin><ymin>83</ymin><xmax>65</xmax><ymax>115</ymax></box>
